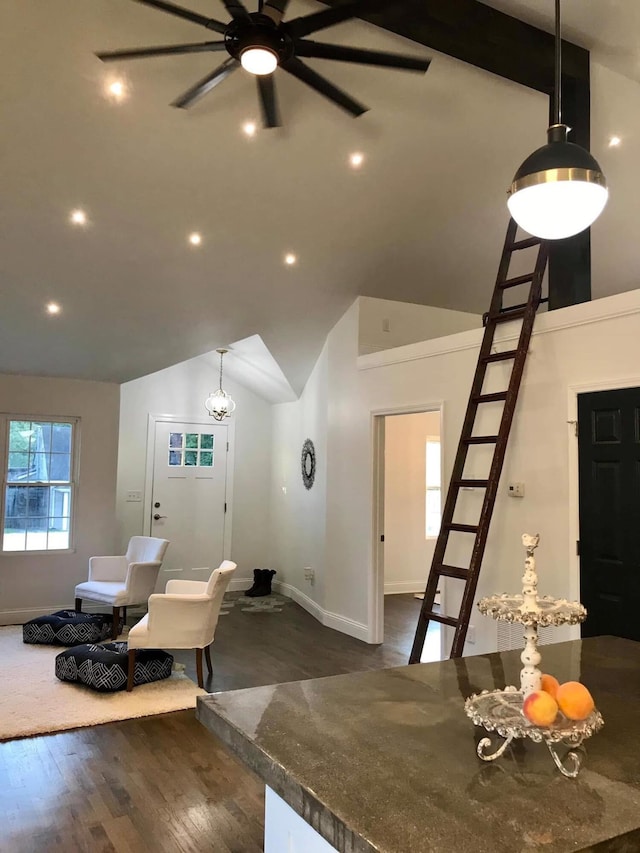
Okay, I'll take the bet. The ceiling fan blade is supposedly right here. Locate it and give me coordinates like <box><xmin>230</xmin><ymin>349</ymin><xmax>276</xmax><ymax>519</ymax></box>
<box><xmin>97</xmin><ymin>41</ymin><xmax>227</xmax><ymax>62</ymax></box>
<box><xmin>261</xmin><ymin>0</ymin><xmax>291</xmax><ymax>24</ymax></box>
<box><xmin>220</xmin><ymin>0</ymin><xmax>251</xmax><ymax>21</ymax></box>
<box><xmin>171</xmin><ymin>57</ymin><xmax>240</xmax><ymax>108</ymax></box>
<box><xmin>134</xmin><ymin>0</ymin><xmax>227</xmax><ymax>34</ymax></box>
<box><xmin>256</xmin><ymin>74</ymin><xmax>281</xmax><ymax>128</ymax></box>
<box><xmin>295</xmin><ymin>40</ymin><xmax>431</xmax><ymax>73</ymax></box>
<box><xmin>286</xmin><ymin>0</ymin><xmax>389</xmax><ymax>39</ymax></box>
<box><xmin>281</xmin><ymin>57</ymin><xmax>367</xmax><ymax>117</ymax></box>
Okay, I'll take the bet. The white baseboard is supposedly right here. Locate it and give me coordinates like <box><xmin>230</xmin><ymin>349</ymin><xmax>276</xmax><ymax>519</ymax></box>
<box><xmin>0</xmin><ymin>605</ymin><xmax>74</xmax><ymax>626</ymax></box>
<box><xmin>384</xmin><ymin>581</ymin><xmax>427</xmax><ymax>595</ymax></box>
<box><xmin>274</xmin><ymin>581</ymin><xmax>368</xmax><ymax>643</ymax></box>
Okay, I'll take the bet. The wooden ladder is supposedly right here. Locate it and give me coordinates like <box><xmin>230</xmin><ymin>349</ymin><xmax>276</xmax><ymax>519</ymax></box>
<box><xmin>409</xmin><ymin>218</ymin><xmax>549</xmax><ymax>663</ymax></box>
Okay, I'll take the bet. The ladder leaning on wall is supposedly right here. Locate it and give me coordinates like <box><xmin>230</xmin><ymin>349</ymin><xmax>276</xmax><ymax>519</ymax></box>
<box><xmin>409</xmin><ymin>218</ymin><xmax>549</xmax><ymax>662</ymax></box>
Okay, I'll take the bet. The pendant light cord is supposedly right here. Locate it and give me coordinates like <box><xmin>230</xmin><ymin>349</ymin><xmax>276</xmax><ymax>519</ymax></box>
<box><xmin>219</xmin><ymin>352</ymin><xmax>224</xmax><ymax>391</ymax></box>
<box><xmin>554</xmin><ymin>0</ymin><xmax>562</xmax><ymax>125</ymax></box>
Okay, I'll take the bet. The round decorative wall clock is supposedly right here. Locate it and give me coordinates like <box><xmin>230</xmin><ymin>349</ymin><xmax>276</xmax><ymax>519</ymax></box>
<box><xmin>301</xmin><ymin>439</ymin><xmax>316</xmax><ymax>490</ymax></box>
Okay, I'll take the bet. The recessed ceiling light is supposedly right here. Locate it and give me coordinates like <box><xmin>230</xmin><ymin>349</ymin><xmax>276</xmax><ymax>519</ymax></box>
<box><xmin>46</xmin><ymin>302</ymin><xmax>61</xmax><ymax>315</ymax></box>
<box><xmin>106</xmin><ymin>79</ymin><xmax>128</xmax><ymax>101</ymax></box>
<box><xmin>608</xmin><ymin>136</ymin><xmax>621</xmax><ymax>147</ymax></box>
<box><xmin>349</xmin><ymin>152</ymin><xmax>365</xmax><ymax>168</ymax></box>
<box><xmin>242</xmin><ymin>121</ymin><xmax>257</xmax><ymax>138</ymax></box>
<box><xmin>70</xmin><ymin>209</ymin><xmax>87</xmax><ymax>226</ymax></box>
<box><xmin>189</xmin><ymin>232</ymin><xmax>202</xmax><ymax>246</ymax></box>
<box><xmin>284</xmin><ymin>253</ymin><xmax>297</xmax><ymax>266</ymax></box>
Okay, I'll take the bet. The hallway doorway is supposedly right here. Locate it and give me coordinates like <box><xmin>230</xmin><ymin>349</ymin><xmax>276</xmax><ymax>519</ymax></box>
<box><xmin>372</xmin><ymin>408</ymin><xmax>444</xmax><ymax>660</ymax></box>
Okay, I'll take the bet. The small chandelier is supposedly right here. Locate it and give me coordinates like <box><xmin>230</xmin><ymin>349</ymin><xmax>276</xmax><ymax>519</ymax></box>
<box><xmin>507</xmin><ymin>0</ymin><xmax>608</xmax><ymax>239</ymax></box>
<box><xmin>204</xmin><ymin>348</ymin><xmax>236</xmax><ymax>421</ymax></box>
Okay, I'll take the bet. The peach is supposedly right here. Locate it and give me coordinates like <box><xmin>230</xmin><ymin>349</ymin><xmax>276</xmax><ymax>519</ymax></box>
<box><xmin>540</xmin><ymin>673</ymin><xmax>560</xmax><ymax>700</ymax></box>
<box><xmin>522</xmin><ymin>690</ymin><xmax>559</xmax><ymax>727</ymax></box>
<box><xmin>556</xmin><ymin>681</ymin><xmax>595</xmax><ymax>721</ymax></box>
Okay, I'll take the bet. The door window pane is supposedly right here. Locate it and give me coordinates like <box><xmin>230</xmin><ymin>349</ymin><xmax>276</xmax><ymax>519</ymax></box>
<box><xmin>169</xmin><ymin>433</ymin><xmax>183</xmax><ymax>449</ymax></box>
<box><xmin>169</xmin><ymin>450</ymin><xmax>182</xmax><ymax>466</ymax></box>
<box><xmin>200</xmin><ymin>451</ymin><xmax>214</xmax><ymax>467</ymax></box>
<box><xmin>184</xmin><ymin>450</ymin><xmax>198</xmax><ymax>466</ymax></box>
<box><xmin>185</xmin><ymin>433</ymin><xmax>199</xmax><ymax>449</ymax></box>
<box><xmin>200</xmin><ymin>434</ymin><xmax>214</xmax><ymax>450</ymax></box>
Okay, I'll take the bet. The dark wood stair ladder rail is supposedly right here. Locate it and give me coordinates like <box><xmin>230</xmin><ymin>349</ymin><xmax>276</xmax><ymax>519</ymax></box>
<box><xmin>409</xmin><ymin>219</ymin><xmax>549</xmax><ymax>662</ymax></box>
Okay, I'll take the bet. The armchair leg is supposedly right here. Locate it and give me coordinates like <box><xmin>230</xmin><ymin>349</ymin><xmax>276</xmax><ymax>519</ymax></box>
<box><xmin>196</xmin><ymin>648</ymin><xmax>204</xmax><ymax>689</ymax></box>
<box><xmin>75</xmin><ymin>598</ymin><xmax>82</xmax><ymax>613</ymax></box>
<box><xmin>204</xmin><ymin>644</ymin><xmax>212</xmax><ymax>676</ymax></box>
<box><xmin>127</xmin><ymin>648</ymin><xmax>135</xmax><ymax>692</ymax></box>
<box><xmin>112</xmin><ymin>607</ymin><xmax>120</xmax><ymax>640</ymax></box>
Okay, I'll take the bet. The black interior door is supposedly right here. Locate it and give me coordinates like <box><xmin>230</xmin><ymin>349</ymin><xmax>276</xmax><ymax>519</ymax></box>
<box><xmin>578</xmin><ymin>387</ymin><xmax>640</xmax><ymax>640</ymax></box>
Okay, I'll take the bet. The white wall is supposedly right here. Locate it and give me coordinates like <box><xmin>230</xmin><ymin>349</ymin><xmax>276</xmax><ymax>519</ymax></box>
<box><xmin>384</xmin><ymin>411</ymin><xmax>440</xmax><ymax>594</ymax></box>
<box><xmin>591</xmin><ymin>61</ymin><xmax>640</xmax><ymax>302</ymax></box>
<box><xmin>270</xmin><ymin>341</ymin><xmax>328</xmax><ymax>610</ymax></box>
<box><xmin>117</xmin><ymin>352</ymin><xmax>272</xmax><ymax>582</ymax></box>
<box><xmin>0</xmin><ymin>374</ymin><xmax>119</xmax><ymax>624</ymax></box>
<box><xmin>359</xmin><ymin>297</ymin><xmax>481</xmax><ymax>355</ymax></box>
<box><xmin>359</xmin><ymin>289</ymin><xmax>640</xmax><ymax>650</ymax></box>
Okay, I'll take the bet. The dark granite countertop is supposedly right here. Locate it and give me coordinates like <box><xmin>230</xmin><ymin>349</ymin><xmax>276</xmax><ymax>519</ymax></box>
<box><xmin>197</xmin><ymin>636</ymin><xmax>640</xmax><ymax>853</ymax></box>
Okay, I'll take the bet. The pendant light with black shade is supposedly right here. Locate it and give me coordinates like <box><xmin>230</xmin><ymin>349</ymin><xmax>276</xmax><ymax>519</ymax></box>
<box><xmin>507</xmin><ymin>0</ymin><xmax>608</xmax><ymax>240</ymax></box>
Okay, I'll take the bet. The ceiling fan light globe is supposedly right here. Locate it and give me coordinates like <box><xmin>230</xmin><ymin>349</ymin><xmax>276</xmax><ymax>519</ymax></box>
<box><xmin>241</xmin><ymin>47</ymin><xmax>278</xmax><ymax>75</ymax></box>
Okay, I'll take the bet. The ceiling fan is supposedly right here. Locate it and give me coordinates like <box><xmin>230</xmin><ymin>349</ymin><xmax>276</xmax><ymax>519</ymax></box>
<box><xmin>97</xmin><ymin>0</ymin><xmax>431</xmax><ymax>127</ymax></box>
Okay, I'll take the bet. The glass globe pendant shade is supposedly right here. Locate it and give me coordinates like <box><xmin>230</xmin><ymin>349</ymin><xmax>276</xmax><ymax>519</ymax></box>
<box><xmin>240</xmin><ymin>47</ymin><xmax>278</xmax><ymax>75</ymax></box>
<box><xmin>204</xmin><ymin>388</ymin><xmax>236</xmax><ymax>421</ymax></box>
<box><xmin>507</xmin><ymin>125</ymin><xmax>608</xmax><ymax>240</ymax></box>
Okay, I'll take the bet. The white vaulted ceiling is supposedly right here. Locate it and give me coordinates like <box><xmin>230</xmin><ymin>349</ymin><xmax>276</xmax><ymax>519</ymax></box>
<box><xmin>0</xmin><ymin>1</ymin><xmax>636</xmax><ymax>392</ymax></box>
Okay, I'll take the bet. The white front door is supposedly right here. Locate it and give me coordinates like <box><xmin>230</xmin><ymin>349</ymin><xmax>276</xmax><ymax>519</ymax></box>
<box><xmin>151</xmin><ymin>421</ymin><xmax>228</xmax><ymax>581</ymax></box>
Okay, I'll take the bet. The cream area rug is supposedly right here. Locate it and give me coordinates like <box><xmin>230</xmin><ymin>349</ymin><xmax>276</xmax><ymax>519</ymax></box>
<box><xmin>0</xmin><ymin>626</ymin><xmax>204</xmax><ymax>741</ymax></box>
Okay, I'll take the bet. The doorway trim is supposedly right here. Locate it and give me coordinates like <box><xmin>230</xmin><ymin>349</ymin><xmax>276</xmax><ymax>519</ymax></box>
<box><xmin>567</xmin><ymin>376</ymin><xmax>640</xmax><ymax>610</ymax></box>
<box><xmin>370</xmin><ymin>401</ymin><xmax>445</xmax><ymax>649</ymax></box>
<box><xmin>143</xmin><ymin>413</ymin><xmax>236</xmax><ymax>569</ymax></box>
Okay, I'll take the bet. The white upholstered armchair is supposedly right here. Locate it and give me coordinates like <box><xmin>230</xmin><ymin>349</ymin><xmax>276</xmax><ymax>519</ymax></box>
<box><xmin>75</xmin><ymin>536</ymin><xmax>170</xmax><ymax>639</ymax></box>
<box><xmin>126</xmin><ymin>560</ymin><xmax>236</xmax><ymax>690</ymax></box>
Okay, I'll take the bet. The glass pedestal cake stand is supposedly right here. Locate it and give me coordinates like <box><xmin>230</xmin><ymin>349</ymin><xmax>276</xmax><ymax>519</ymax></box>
<box><xmin>464</xmin><ymin>534</ymin><xmax>604</xmax><ymax>778</ymax></box>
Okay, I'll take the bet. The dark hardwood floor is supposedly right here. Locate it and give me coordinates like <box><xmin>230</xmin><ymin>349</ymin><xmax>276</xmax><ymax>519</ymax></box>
<box><xmin>0</xmin><ymin>595</ymin><xmax>423</xmax><ymax>853</ymax></box>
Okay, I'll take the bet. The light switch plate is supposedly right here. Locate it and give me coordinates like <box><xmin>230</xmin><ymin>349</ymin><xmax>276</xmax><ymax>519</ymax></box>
<box><xmin>126</xmin><ymin>490</ymin><xmax>143</xmax><ymax>502</ymax></box>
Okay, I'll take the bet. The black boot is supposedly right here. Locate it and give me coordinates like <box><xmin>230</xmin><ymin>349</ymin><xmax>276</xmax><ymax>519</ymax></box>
<box><xmin>246</xmin><ymin>569</ymin><xmax>277</xmax><ymax>597</ymax></box>
<box><xmin>245</xmin><ymin>569</ymin><xmax>261</xmax><ymax>597</ymax></box>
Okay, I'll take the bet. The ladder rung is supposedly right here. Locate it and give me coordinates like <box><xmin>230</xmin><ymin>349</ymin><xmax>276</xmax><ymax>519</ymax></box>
<box><xmin>446</xmin><ymin>523</ymin><xmax>479</xmax><ymax>533</ymax></box>
<box><xmin>483</xmin><ymin>350</ymin><xmax>518</xmax><ymax>363</ymax></box>
<box><xmin>510</xmin><ymin>236</ymin><xmax>541</xmax><ymax>251</ymax></box>
<box><xmin>464</xmin><ymin>435</ymin><xmax>499</xmax><ymax>444</ymax></box>
<box><xmin>490</xmin><ymin>307</ymin><xmax>527</xmax><ymax>323</ymax></box>
<box><xmin>437</xmin><ymin>564</ymin><xmax>469</xmax><ymax>580</ymax></box>
<box><xmin>499</xmin><ymin>273</ymin><xmax>535</xmax><ymax>289</ymax></box>
<box><xmin>455</xmin><ymin>479</ymin><xmax>489</xmax><ymax>488</ymax></box>
<box><xmin>426</xmin><ymin>611</ymin><xmax>460</xmax><ymax>628</ymax></box>
<box><xmin>474</xmin><ymin>392</ymin><xmax>508</xmax><ymax>403</ymax></box>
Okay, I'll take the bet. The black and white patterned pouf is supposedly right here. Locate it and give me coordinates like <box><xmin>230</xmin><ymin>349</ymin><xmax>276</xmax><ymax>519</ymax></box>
<box><xmin>23</xmin><ymin>610</ymin><xmax>120</xmax><ymax>646</ymax></box>
<box><xmin>55</xmin><ymin>643</ymin><xmax>174</xmax><ymax>692</ymax></box>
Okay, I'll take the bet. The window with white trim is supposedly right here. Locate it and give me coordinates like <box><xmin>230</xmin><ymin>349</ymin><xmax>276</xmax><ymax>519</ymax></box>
<box><xmin>2</xmin><ymin>417</ymin><xmax>78</xmax><ymax>552</ymax></box>
<box><xmin>425</xmin><ymin>437</ymin><xmax>442</xmax><ymax>538</ymax></box>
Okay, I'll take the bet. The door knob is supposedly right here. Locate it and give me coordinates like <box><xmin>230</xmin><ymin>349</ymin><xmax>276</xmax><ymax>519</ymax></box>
<box><xmin>153</xmin><ymin>514</ymin><xmax>167</xmax><ymax>521</ymax></box>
